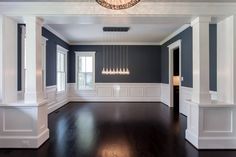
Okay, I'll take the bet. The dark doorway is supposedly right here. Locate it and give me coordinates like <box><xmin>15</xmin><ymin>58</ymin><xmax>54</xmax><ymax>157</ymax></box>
<box><xmin>173</xmin><ymin>48</ymin><xmax>179</xmax><ymax>113</ymax></box>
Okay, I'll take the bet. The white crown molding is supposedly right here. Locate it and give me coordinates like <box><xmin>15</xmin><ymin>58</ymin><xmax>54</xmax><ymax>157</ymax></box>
<box><xmin>43</xmin><ymin>25</ymin><xmax>70</xmax><ymax>44</ymax></box>
<box><xmin>159</xmin><ymin>24</ymin><xmax>190</xmax><ymax>45</ymax></box>
<box><xmin>70</xmin><ymin>42</ymin><xmax>161</xmax><ymax>46</ymax></box>
<box><xmin>0</xmin><ymin>2</ymin><xmax>236</xmax><ymax>16</ymax></box>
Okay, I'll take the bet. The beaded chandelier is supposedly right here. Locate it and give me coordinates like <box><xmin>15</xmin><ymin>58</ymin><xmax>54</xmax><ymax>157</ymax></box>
<box><xmin>96</xmin><ymin>0</ymin><xmax>140</xmax><ymax>10</ymax></box>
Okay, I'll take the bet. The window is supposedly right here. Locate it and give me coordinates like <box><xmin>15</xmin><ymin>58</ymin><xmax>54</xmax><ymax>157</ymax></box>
<box><xmin>57</xmin><ymin>45</ymin><xmax>68</xmax><ymax>92</ymax></box>
<box><xmin>75</xmin><ymin>52</ymin><xmax>96</xmax><ymax>90</ymax></box>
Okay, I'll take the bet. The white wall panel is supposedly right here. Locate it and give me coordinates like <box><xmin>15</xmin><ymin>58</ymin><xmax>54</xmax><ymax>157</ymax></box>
<box><xmin>129</xmin><ymin>87</ymin><xmax>143</xmax><ymax>97</ymax></box>
<box><xmin>203</xmin><ymin>109</ymin><xmax>232</xmax><ymax>132</ymax></box>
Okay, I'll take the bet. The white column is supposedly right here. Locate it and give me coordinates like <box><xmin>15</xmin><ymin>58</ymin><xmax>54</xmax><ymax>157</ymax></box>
<box><xmin>0</xmin><ymin>16</ymin><xmax>49</xmax><ymax>148</ymax></box>
<box><xmin>24</xmin><ymin>16</ymin><xmax>44</xmax><ymax>104</ymax></box>
<box><xmin>191</xmin><ymin>17</ymin><xmax>211</xmax><ymax>104</ymax></box>
<box><xmin>186</xmin><ymin>16</ymin><xmax>236</xmax><ymax>149</ymax></box>
<box><xmin>217</xmin><ymin>15</ymin><xmax>236</xmax><ymax>104</ymax></box>
<box><xmin>0</xmin><ymin>15</ymin><xmax>17</xmax><ymax>103</ymax></box>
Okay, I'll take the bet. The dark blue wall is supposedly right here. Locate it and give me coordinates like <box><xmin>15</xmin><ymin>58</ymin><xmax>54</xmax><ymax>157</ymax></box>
<box><xmin>17</xmin><ymin>24</ymin><xmax>217</xmax><ymax>91</ymax></box>
<box><xmin>209</xmin><ymin>24</ymin><xmax>217</xmax><ymax>91</ymax></box>
<box><xmin>42</xmin><ymin>27</ymin><xmax>70</xmax><ymax>86</ymax></box>
<box><xmin>161</xmin><ymin>24</ymin><xmax>217</xmax><ymax>91</ymax></box>
<box><xmin>69</xmin><ymin>45</ymin><xmax>162</xmax><ymax>83</ymax></box>
<box><xmin>161</xmin><ymin>27</ymin><xmax>193</xmax><ymax>87</ymax></box>
<box><xmin>17</xmin><ymin>24</ymin><xmax>23</xmax><ymax>91</ymax></box>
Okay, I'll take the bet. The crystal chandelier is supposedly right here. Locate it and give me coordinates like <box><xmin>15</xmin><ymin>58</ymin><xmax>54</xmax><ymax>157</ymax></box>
<box><xmin>96</xmin><ymin>0</ymin><xmax>140</xmax><ymax>10</ymax></box>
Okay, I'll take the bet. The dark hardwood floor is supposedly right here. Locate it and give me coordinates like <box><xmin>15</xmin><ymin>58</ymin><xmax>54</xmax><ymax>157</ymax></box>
<box><xmin>1</xmin><ymin>102</ymin><xmax>236</xmax><ymax>157</ymax></box>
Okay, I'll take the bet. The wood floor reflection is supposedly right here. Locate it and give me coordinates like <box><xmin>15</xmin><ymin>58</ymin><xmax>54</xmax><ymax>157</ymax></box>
<box><xmin>1</xmin><ymin>102</ymin><xmax>236</xmax><ymax>157</ymax></box>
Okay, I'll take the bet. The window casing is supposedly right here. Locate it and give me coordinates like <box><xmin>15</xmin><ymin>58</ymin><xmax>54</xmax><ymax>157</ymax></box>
<box><xmin>57</xmin><ymin>45</ymin><xmax>68</xmax><ymax>92</ymax></box>
<box><xmin>75</xmin><ymin>52</ymin><xmax>96</xmax><ymax>90</ymax></box>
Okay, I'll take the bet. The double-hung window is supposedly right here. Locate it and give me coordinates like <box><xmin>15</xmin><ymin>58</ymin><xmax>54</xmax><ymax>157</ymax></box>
<box><xmin>57</xmin><ymin>45</ymin><xmax>68</xmax><ymax>92</ymax></box>
<box><xmin>75</xmin><ymin>52</ymin><xmax>96</xmax><ymax>90</ymax></box>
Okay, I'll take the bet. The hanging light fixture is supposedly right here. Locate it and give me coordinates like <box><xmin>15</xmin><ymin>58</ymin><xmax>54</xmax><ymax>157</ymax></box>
<box><xmin>96</xmin><ymin>0</ymin><xmax>140</xmax><ymax>10</ymax></box>
<box><xmin>101</xmin><ymin>27</ymin><xmax>130</xmax><ymax>75</ymax></box>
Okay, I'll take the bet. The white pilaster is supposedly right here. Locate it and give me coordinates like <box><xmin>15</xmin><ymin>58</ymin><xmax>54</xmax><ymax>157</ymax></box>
<box><xmin>191</xmin><ymin>17</ymin><xmax>211</xmax><ymax>104</ymax></box>
<box><xmin>217</xmin><ymin>15</ymin><xmax>236</xmax><ymax>104</ymax></box>
<box><xmin>24</xmin><ymin>16</ymin><xmax>44</xmax><ymax>104</ymax></box>
<box><xmin>0</xmin><ymin>15</ymin><xmax>17</xmax><ymax>104</ymax></box>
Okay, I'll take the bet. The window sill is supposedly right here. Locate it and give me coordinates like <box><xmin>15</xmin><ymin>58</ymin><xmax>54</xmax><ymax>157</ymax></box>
<box><xmin>77</xmin><ymin>88</ymin><xmax>95</xmax><ymax>91</ymax></box>
<box><xmin>56</xmin><ymin>90</ymin><xmax>66</xmax><ymax>95</ymax></box>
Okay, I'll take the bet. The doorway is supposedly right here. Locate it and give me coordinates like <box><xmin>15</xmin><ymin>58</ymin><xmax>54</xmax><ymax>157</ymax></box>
<box><xmin>168</xmin><ymin>40</ymin><xmax>181</xmax><ymax>112</ymax></box>
<box><xmin>173</xmin><ymin>48</ymin><xmax>179</xmax><ymax>113</ymax></box>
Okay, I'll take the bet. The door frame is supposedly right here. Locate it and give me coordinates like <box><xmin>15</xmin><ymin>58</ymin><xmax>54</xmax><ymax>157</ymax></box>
<box><xmin>168</xmin><ymin>40</ymin><xmax>182</xmax><ymax>108</ymax></box>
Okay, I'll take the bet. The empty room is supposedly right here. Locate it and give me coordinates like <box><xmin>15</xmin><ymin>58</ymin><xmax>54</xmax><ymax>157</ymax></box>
<box><xmin>0</xmin><ymin>0</ymin><xmax>236</xmax><ymax>157</ymax></box>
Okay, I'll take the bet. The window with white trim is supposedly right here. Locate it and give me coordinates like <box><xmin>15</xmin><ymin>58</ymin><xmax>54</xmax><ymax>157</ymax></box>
<box><xmin>57</xmin><ymin>45</ymin><xmax>68</xmax><ymax>92</ymax></box>
<box><xmin>75</xmin><ymin>52</ymin><xmax>96</xmax><ymax>90</ymax></box>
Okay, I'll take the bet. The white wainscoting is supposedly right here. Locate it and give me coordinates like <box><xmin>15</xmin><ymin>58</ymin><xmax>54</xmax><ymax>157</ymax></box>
<box><xmin>45</xmin><ymin>83</ymin><xmax>217</xmax><ymax>117</ymax></box>
<box><xmin>186</xmin><ymin>102</ymin><xmax>236</xmax><ymax>149</ymax></box>
<box><xmin>0</xmin><ymin>103</ymin><xmax>49</xmax><ymax>148</ymax></box>
<box><xmin>161</xmin><ymin>83</ymin><xmax>170</xmax><ymax>106</ymax></box>
<box><xmin>160</xmin><ymin>84</ymin><xmax>218</xmax><ymax>116</ymax></box>
<box><xmin>45</xmin><ymin>85</ymin><xmax>69</xmax><ymax>114</ymax></box>
<box><xmin>45</xmin><ymin>83</ymin><xmax>218</xmax><ymax>118</ymax></box>
<box><xmin>68</xmin><ymin>83</ymin><xmax>161</xmax><ymax>102</ymax></box>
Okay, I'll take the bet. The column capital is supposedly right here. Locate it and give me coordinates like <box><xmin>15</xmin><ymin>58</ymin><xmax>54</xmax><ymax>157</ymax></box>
<box><xmin>191</xmin><ymin>16</ymin><xmax>211</xmax><ymax>26</ymax></box>
<box><xmin>23</xmin><ymin>16</ymin><xmax>44</xmax><ymax>26</ymax></box>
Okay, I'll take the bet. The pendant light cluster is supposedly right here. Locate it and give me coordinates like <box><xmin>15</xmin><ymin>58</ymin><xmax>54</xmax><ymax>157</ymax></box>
<box><xmin>101</xmin><ymin>27</ymin><xmax>130</xmax><ymax>75</ymax></box>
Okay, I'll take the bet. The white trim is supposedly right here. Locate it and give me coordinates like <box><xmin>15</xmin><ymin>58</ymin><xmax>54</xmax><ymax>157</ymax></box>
<box><xmin>191</xmin><ymin>16</ymin><xmax>212</xmax><ymax>26</ymax></box>
<box><xmin>168</xmin><ymin>40</ymin><xmax>182</xmax><ymax>108</ymax></box>
<box><xmin>56</xmin><ymin>45</ymin><xmax>68</xmax><ymax>93</ymax></box>
<box><xmin>1</xmin><ymin>2</ymin><xmax>236</xmax><ymax>16</ymax></box>
<box><xmin>41</xmin><ymin>36</ymin><xmax>48</xmax><ymax>99</ymax></box>
<box><xmin>75</xmin><ymin>51</ymin><xmax>96</xmax><ymax>91</ymax></box>
<box><xmin>56</xmin><ymin>44</ymin><xmax>68</xmax><ymax>53</ymax></box>
<box><xmin>70</xmin><ymin>42</ymin><xmax>160</xmax><ymax>46</ymax></box>
<box><xmin>44</xmin><ymin>25</ymin><xmax>69</xmax><ymax>44</ymax></box>
<box><xmin>46</xmin><ymin>85</ymin><xmax>56</xmax><ymax>89</ymax></box>
<box><xmin>160</xmin><ymin>24</ymin><xmax>190</xmax><ymax>45</ymax></box>
<box><xmin>0</xmin><ymin>128</ymin><xmax>49</xmax><ymax>148</ymax></box>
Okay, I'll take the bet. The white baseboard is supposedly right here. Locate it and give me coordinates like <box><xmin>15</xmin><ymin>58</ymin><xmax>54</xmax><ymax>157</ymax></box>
<box><xmin>48</xmin><ymin>99</ymin><xmax>69</xmax><ymax>114</ymax></box>
<box><xmin>186</xmin><ymin>129</ymin><xmax>236</xmax><ymax>149</ymax></box>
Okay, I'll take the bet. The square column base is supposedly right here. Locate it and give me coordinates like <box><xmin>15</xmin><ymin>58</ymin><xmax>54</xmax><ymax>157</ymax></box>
<box><xmin>185</xmin><ymin>100</ymin><xmax>236</xmax><ymax>149</ymax></box>
<box><xmin>0</xmin><ymin>102</ymin><xmax>49</xmax><ymax>148</ymax></box>
<box><xmin>0</xmin><ymin>129</ymin><xmax>49</xmax><ymax>148</ymax></box>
